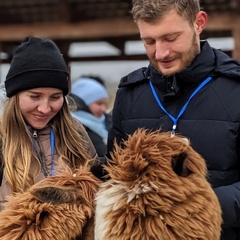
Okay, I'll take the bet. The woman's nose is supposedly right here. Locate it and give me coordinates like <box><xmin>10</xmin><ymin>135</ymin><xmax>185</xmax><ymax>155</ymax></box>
<box><xmin>37</xmin><ymin>100</ymin><xmax>51</xmax><ymax>113</ymax></box>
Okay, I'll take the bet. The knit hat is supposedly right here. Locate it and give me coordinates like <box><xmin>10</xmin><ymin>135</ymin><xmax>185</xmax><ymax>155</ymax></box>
<box><xmin>5</xmin><ymin>36</ymin><xmax>69</xmax><ymax>97</ymax></box>
<box><xmin>71</xmin><ymin>78</ymin><xmax>108</xmax><ymax>105</ymax></box>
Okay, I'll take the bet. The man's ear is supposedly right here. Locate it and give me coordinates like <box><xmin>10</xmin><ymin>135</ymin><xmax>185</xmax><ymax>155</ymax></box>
<box><xmin>195</xmin><ymin>11</ymin><xmax>207</xmax><ymax>34</ymax></box>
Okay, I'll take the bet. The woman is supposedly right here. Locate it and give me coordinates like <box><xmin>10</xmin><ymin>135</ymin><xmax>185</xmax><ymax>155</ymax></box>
<box><xmin>0</xmin><ymin>36</ymin><xmax>98</xmax><ymax>239</ymax></box>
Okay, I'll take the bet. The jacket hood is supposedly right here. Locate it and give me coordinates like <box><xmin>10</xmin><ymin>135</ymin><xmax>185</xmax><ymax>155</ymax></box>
<box><xmin>169</xmin><ymin>41</ymin><xmax>240</xmax><ymax>87</ymax></box>
<box><xmin>213</xmin><ymin>47</ymin><xmax>240</xmax><ymax>78</ymax></box>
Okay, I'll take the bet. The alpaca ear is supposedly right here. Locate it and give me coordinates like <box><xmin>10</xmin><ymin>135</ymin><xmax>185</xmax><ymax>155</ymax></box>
<box><xmin>180</xmin><ymin>137</ymin><xmax>189</xmax><ymax>145</ymax></box>
<box><xmin>170</xmin><ymin>136</ymin><xmax>190</xmax><ymax>177</ymax></box>
<box><xmin>32</xmin><ymin>187</ymin><xmax>86</xmax><ymax>205</ymax></box>
<box><xmin>32</xmin><ymin>187</ymin><xmax>69</xmax><ymax>204</ymax></box>
<box><xmin>171</xmin><ymin>136</ymin><xmax>206</xmax><ymax>177</ymax></box>
<box><xmin>172</xmin><ymin>150</ymin><xmax>207</xmax><ymax>177</ymax></box>
<box><xmin>172</xmin><ymin>153</ymin><xmax>192</xmax><ymax>177</ymax></box>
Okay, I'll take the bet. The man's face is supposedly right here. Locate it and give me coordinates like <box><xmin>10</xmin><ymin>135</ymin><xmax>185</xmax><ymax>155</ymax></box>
<box><xmin>137</xmin><ymin>10</ymin><xmax>205</xmax><ymax>76</ymax></box>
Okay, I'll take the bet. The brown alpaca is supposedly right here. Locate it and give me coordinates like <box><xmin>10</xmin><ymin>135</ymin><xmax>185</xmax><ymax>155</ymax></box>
<box><xmin>95</xmin><ymin>129</ymin><xmax>222</xmax><ymax>240</ymax></box>
<box><xmin>0</xmin><ymin>166</ymin><xmax>100</xmax><ymax>240</ymax></box>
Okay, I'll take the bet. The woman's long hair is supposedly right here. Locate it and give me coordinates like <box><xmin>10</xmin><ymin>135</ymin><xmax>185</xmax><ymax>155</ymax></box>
<box><xmin>0</xmin><ymin>95</ymin><xmax>93</xmax><ymax>193</ymax></box>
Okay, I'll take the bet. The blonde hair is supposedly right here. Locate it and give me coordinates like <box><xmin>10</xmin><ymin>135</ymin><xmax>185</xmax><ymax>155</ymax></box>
<box><xmin>132</xmin><ymin>0</ymin><xmax>200</xmax><ymax>26</ymax></box>
<box><xmin>0</xmin><ymin>95</ymin><xmax>92</xmax><ymax>193</ymax></box>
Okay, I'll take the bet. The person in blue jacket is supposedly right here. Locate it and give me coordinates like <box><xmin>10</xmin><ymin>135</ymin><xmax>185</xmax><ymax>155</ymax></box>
<box><xmin>106</xmin><ymin>0</ymin><xmax>240</xmax><ymax>239</ymax></box>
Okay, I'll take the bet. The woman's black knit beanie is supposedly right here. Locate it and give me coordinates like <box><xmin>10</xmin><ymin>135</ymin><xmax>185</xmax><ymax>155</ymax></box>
<box><xmin>5</xmin><ymin>36</ymin><xmax>69</xmax><ymax>97</ymax></box>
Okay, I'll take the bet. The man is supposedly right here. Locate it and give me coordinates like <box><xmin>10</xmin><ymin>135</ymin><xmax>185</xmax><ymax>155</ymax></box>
<box><xmin>107</xmin><ymin>0</ymin><xmax>240</xmax><ymax>239</ymax></box>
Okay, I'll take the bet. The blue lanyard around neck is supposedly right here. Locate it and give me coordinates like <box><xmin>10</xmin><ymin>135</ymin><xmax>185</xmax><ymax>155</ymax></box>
<box><xmin>149</xmin><ymin>76</ymin><xmax>213</xmax><ymax>136</ymax></box>
<box><xmin>50</xmin><ymin>128</ymin><xmax>55</xmax><ymax>176</ymax></box>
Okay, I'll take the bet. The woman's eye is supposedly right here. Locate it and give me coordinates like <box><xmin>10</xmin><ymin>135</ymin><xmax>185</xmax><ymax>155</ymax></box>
<box><xmin>30</xmin><ymin>95</ymin><xmax>39</xmax><ymax>99</ymax></box>
<box><xmin>50</xmin><ymin>95</ymin><xmax>61</xmax><ymax>100</ymax></box>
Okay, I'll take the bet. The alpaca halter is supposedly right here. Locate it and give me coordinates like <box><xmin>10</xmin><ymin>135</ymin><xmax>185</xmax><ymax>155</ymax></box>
<box><xmin>149</xmin><ymin>76</ymin><xmax>213</xmax><ymax>137</ymax></box>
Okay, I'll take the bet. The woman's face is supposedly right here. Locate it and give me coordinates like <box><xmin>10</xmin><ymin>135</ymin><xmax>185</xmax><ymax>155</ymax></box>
<box><xmin>18</xmin><ymin>87</ymin><xmax>64</xmax><ymax>129</ymax></box>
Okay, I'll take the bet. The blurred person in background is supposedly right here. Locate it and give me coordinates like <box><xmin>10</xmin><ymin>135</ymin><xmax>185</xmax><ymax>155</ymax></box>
<box><xmin>70</xmin><ymin>76</ymin><xmax>110</xmax><ymax>157</ymax></box>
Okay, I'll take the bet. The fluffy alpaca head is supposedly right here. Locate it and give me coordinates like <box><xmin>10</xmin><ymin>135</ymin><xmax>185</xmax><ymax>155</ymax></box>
<box><xmin>107</xmin><ymin>129</ymin><xmax>206</xmax><ymax>183</ymax></box>
<box><xmin>0</xmin><ymin>166</ymin><xmax>100</xmax><ymax>240</ymax></box>
<box><xmin>95</xmin><ymin>129</ymin><xmax>222</xmax><ymax>240</ymax></box>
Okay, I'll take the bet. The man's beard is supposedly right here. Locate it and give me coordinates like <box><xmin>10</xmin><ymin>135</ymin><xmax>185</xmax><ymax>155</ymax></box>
<box><xmin>149</xmin><ymin>32</ymin><xmax>199</xmax><ymax>77</ymax></box>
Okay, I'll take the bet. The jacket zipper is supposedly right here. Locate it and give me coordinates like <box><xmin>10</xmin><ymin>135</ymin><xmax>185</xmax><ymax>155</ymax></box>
<box><xmin>32</xmin><ymin>129</ymin><xmax>48</xmax><ymax>177</ymax></box>
<box><xmin>33</xmin><ymin>129</ymin><xmax>38</xmax><ymax>138</ymax></box>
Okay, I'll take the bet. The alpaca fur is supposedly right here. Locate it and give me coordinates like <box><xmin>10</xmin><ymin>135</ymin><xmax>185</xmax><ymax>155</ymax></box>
<box><xmin>0</xmin><ymin>166</ymin><xmax>100</xmax><ymax>240</ymax></box>
<box><xmin>95</xmin><ymin>129</ymin><xmax>222</xmax><ymax>240</ymax></box>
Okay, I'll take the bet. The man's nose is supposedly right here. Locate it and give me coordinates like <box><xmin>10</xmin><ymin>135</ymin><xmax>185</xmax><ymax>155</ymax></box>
<box><xmin>155</xmin><ymin>42</ymin><xmax>170</xmax><ymax>60</ymax></box>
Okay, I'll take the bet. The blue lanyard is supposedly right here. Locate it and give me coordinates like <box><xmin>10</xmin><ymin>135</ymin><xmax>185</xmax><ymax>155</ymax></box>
<box><xmin>149</xmin><ymin>76</ymin><xmax>213</xmax><ymax>136</ymax></box>
<box><xmin>50</xmin><ymin>128</ymin><xmax>55</xmax><ymax>176</ymax></box>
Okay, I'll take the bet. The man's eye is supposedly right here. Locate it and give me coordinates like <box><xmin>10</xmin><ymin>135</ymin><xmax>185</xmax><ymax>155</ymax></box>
<box><xmin>145</xmin><ymin>40</ymin><xmax>155</xmax><ymax>45</ymax></box>
<box><xmin>165</xmin><ymin>35</ymin><xmax>178</xmax><ymax>42</ymax></box>
<box><xmin>166</xmin><ymin>38</ymin><xmax>176</xmax><ymax>42</ymax></box>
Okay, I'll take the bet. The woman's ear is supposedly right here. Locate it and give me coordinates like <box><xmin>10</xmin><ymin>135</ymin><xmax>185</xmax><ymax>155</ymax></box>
<box><xmin>195</xmin><ymin>11</ymin><xmax>208</xmax><ymax>34</ymax></box>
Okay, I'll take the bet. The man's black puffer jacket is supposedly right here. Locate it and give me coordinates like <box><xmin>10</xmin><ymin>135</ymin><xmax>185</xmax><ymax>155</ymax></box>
<box><xmin>107</xmin><ymin>41</ymin><xmax>240</xmax><ymax>240</ymax></box>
